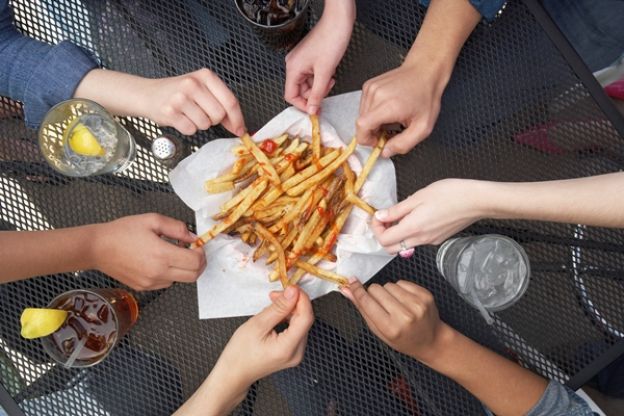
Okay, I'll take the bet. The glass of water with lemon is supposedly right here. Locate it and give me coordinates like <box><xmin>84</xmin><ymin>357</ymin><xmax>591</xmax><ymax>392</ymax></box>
<box><xmin>38</xmin><ymin>99</ymin><xmax>136</xmax><ymax>177</ymax></box>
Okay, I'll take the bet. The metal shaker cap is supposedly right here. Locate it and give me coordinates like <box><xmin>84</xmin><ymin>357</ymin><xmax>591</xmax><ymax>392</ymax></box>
<box><xmin>151</xmin><ymin>136</ymin><xmax>177</xmax><ymax>160</ymax></box>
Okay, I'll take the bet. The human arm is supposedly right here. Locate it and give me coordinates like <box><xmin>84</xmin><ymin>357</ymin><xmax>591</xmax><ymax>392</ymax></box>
<box><xmin>1</xmin><ymin>1</ymin><xmax>244</xmax><ymax>135</ymax></box>
<box><xmin>355</xmin><ymin>0</ymin><xmax>482</xmax><ymax>157</ymax></box>
<box><xmin>173</xmin><ymin>285</ymin><xmax>314</xmax><ymax>416</ymax></box>
<box><xmin>372</xmin><ymin>173</ymin><xmax>624</xmax><ymax>253</ymax></box>
<box><xmin>341</xmin><ymin>279</ymin><xmax>593</xmax><ymax>416</ymax></box>
<box><xmin>284</xmin><ymin>0</ymin><xmax>356</xmax><ymax>115</ymax></box>
<box><xmin>0</xmin><ymin>213</ymin><xmax>206</xmax><ymax>290</ymax></box>
<box><xmin>0</xmin><ymin>0</ymin><xmax>97</xmax><ymax>128</ymax></box>
<box><xmin>74</xmin><ymin>68</ymin><xmax>246</xmax><ymax>136</ymax></box>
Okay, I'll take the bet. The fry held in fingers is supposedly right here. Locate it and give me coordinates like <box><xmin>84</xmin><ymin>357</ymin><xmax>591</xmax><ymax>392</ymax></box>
<box><xmin>195</xmin><ymin>116</ymin><xmax>384</xmax><ymax>287</ymax></box>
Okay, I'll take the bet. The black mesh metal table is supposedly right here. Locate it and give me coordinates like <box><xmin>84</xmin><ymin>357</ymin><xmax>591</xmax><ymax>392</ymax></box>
<box><xmin>2</xmin><ymin>0</ymin><xmax>624</xmax><ymax>415</ymax></box>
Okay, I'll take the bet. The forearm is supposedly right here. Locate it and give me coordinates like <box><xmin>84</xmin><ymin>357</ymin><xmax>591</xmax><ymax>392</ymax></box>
<box><xmin>419</xmin><ymin>324</ymin><xmax>548</xmax><ymax>416</ymax></box>
<box><xmin>173</xmin><ymin>360</ymin><xmax>249</xmax><ymax>416</ymax></box>
<box><xmin>318</xmin><ymin>0</ymin><xmax>355</xmax><ymax>46</ymax></box>
<box><xmin>476</xmin><ymin>173</ymin><xmax>624</xmax><ymax>227</ymax></box>
<box><xmin>74</xmin><ymin>68</ymin><xmax>153</xmax><ymax>119</ymax></box>
<box><xmin>0</xmin><ymin>226</ymin><xmax>98</xmax><ymax>283</ymax></box>
<box><xmin>405</xmin><ymin>0</ymin><xmax>481</xmax><ymax>83</ymax></box>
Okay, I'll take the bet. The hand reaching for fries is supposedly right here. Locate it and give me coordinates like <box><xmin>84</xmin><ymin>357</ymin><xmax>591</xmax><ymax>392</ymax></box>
<box><xmin>92</xmin><ymin>213</ymin><xmax>206</xmax><ymax>290</ymax></box>
<box><xmin>194</xmin><ymin>116</ymin><xmax>385</xmax><ymax>288</ymax></box>
<box><xmin>341</xmin><ymin>279</ymin><xmax>445</xmax><ymax>362</ymax></box>
<box><xmin>371</xmin><ymin>179</ymin><xmax>484</xmax><ymax>253</ymax></box>
<box><xmin>284</xmin><ymin>1</ymin><xmax>355</xmax><ymax>115</ymax></box>
<box><xmin>173</xmin><ymin>285</ymin><xmax>314</xmax><ymax>416</ymax></box>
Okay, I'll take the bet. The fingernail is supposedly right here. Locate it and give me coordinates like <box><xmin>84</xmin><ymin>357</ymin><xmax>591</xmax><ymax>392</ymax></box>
<box><xmin>236</xmin><ymin>127</ymin><xmax>246</xmax><ymax>137</ymax></box>
<box><xmin>308</xmin><ymin>105</ymin><xmax>319</xmax><ymax>115</ymax></box>
<box><xmin>374</xmin><ymin>210</ymin><xmax>388</xmax><ymax>221</ymax></box>
<box><xmin>284</xmin><ymin>285</ymin><xmax>298</xmax><ymax>299</ymax></box>
<box><xmin>189</xmin><ymin>231</ymin><xmax>198</xmax><ymax>238</ymax></box>
<box><xmin>339</xmin><ymin>286</ymin><xmax>354</xmax><ymax>302</ymax></box>
<box><xmin>348</xmin><ymin>277</ymin><xmax>358</xmax><ymax>285</ymax></box>
<box><xmin>399</xmin><ymin>248</ymin><xmax>415</xmax><ymax>259</ymax></box>
<box><xmin>381</xmin><ymin>149</ymin><xmax>392</xmax><ymax>158</ymax></box>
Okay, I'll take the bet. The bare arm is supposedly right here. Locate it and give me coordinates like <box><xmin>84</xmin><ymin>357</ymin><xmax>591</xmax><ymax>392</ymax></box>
<box><xmin>173</xmin><ymin>287</ymin><xmax>314</xmax><ymax>416</ymax></box>
<box><xmin>356</xmin><ymin>0</ymin><xmax>481</xmax><ymax>155</ymax></box>
<box><xmin>484</xmin><ymin>173</ymin><xmax>624</xmax><ymax>227</ymax></box>
<box><xmin>343</xmin><ymin>280</ymin><xmax>548</xmax><ymax>416</ymax></box>
<box><xmin>0</xmin><ymin>226</ymin><xmax>96</xmax><ymax>283</ymax></box>
<box><xmin>0</xmin><ymin>214</ymin><xmax>205</xmax><ymax>290</ymax></box>
<box><xmin>74</xmin><ymin>68</ymin><xmax>246</xmax><ymax>136</ymax></box>
<box><xmin>372</xmin><ymin>173</ymin><xmax>624</xmax><ymax>253</ymax></box>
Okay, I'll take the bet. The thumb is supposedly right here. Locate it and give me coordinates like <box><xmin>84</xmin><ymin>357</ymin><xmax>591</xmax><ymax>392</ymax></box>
<box><xmin>374</xmin><ymin>197</ymin><xmax>416</xmax><ymax>224</ymax></box>
<box><xmin>256</xmin><ymin>285</ymin><xmax>300</xmax><ymax>331</ymax></box>
<box><xmin>306</xmin><ymin>70</ymin><xmax>332</xmax><ymax>115</ymax></box>
<box><xmin>381</xmin><ymin>123</ymin><xmax>426</xmax><ymax>158</ymax></box>
<box><xmin>149</xmin><ymin>214</ymin><xmax>195</xmax><ymax>243</ymax></box>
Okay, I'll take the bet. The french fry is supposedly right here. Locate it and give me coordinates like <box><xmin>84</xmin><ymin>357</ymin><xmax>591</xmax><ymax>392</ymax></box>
<box><xmin>193</xmin><ymin>179</ymin><xmax>268</xmax><ymax>247</ymax></box>
<box><xmin>254</xmin><ymin>222</ymin><xmax>288</xmax><ymax>288</ymax></box>
<box><xmin>310</xmin><ymin>114</ymin><xmax>321</xmax><ymax>160</ymax></box>
<box><xmin>200</xmin><ymin>118</ymin><xmax>385</xmax><ymax>288</ymax></box>
<box><xmin>281</xmin><ymin>150</ymin><xmax>340</xmax><ymax>190</ymax></box>
<box><xmin>204</xmin><ymin>181</ymin><xmax>234</xmax><ymax>194</ymax></box>
<box><xmin>354</xmin><ymin>132</ymin><xmax>386</xmax><ymax>193</ymax></box>
<box><xmin>286</xmin><ymin>138</ymin><xmax>356</xmax><ymax>196</ymax></box>
<box><xmin>294</xmin><ymin>260</ymin><xmax>348</xmax><ymax>286</ymax></box>
<box><xmin>346</xmin><ymin>193</ymin><xmax>375</xmax><ymax>216</ymax></box>
<box><xmin>241</xmin><ymin>133</ymin><xmax>281</xmax><ymax>186</ymax></box>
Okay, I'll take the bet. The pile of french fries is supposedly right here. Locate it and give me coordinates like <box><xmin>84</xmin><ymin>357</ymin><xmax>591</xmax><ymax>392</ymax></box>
<box><xmin>193</xmin><ymin>115</ymin><xmax>385</xmax><ymax>289</ymax></box>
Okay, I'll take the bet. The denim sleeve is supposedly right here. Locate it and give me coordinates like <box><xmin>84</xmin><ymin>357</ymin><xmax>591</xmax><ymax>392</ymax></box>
<box><xmin>483</xmin><ymin>381</ymin><xmax>597</xmax><ymax>416</ymax></box>
<box><xmin>0</xmin><ymin>0</ymin><xmax>98</xmax><ymax>128</ymax></box>
<box><xmin>418</xmin><ymin>0</ymin><xmax>506</xmax><ymax>22</ymax></box>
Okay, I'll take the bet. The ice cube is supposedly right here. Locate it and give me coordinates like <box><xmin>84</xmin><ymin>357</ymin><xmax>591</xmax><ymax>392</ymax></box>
<box><xmin>62</xmin><ymin>338</ymin><xmax>76</xmax><ymax>354</ymax></box>
<box><xmin>97</xmin><ymin>304</ymin><xmax>110</xmax><ymax>323</ymax></box>
<box><xmin>85</xmin><ymin>334</ymin><xmax>107</xmax><ymax>352</ymax></box>
<box><xmin>67</xmin><ymin>317</ymin><xmax>87</xmax><ymax>340</ymax></box>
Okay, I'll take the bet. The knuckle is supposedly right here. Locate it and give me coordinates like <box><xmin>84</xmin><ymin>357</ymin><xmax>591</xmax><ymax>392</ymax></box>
<box><xmin>180</xmin><ymin>76</ymin><xmax>200</xmax><ymax>91</ymax></box>
<box><xmin>172</xmin><ymin>92</ymin><xmax>189</xmax><ymax>106</ymax></box>
<box><xmin>197</xmin><ymin>68</ymin><xmax>212</xmax><ymax>77</ymax></box>
<box><xmin>162</xmin><ymin>105</ymin><xmax>177</xmax><ymax>118</ymax></box>
<box><xmin>385</xmin><ymin>326</ymin><xmax>401</xmax><ymax>341</ymax></box>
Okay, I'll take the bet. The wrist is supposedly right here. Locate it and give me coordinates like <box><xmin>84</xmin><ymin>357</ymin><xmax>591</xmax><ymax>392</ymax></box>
<box><xmin>87</xmin><ymin>222</ymin><xmax>108</xmax><ymax>272</ymax></box>
<box><xmin>321</xmin><ymin>0</ymin><xmax>356</xmax><ymax>25</ymax></box>
<box><xmin>412</xmin><ymin>322</ymin><xmax>459</xmax><ymax>366</ymax></box>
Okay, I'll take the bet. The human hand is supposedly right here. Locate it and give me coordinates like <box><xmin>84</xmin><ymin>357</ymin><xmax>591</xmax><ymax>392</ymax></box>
<box><xmin>214</xmin><ymin>286</ymin><xmax>313</xmax><ymax>391</ymax></box>
<box><xmin>172</xmin><ymin>286</ymin><xmax>313</xmax><ymax>416</ymax></box>
<box><xmin>341</xmin><ymin>279</ymin><xmax>447</xmax><ymax>362</ymax></box>
<box><xmin>141</xmin><ymin>69</ymin><xmax>246</xmax><ymax>136</ymax></box>
<box><xmin>372</xmin><ymin>179</ymin><xmax>489</xmax><ymax>253</ymax></box>
<box><xmin>284</xmin><ymin>1</ymin><xmax>355</xmax><ymax>114</ymax></box>
<box><xmin>355</xmin><ymin>58</ymin><xmax>448</xmax><ymax>157</ymax></box>
<box><xmin>91</xmin><ymin>213</ymin><xmax>206</xmax><ymax>290</ymax></box>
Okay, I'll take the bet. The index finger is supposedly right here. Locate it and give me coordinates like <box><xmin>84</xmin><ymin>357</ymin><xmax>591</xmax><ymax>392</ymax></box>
<box><xmin>203</xmin><ymin>73</ymin><xmax>246</xmax><ymax>135</ymax></box>
<box><xmin>356</xmin><ymin>104</ymin><xmax>397</xmax><ymax>147</ymax></box>
<box><xmin>165</xmin><ymin>242</ymin><xmax>206</xmax><ymax>272</ymax></box>
<box><xmin>370</xmin><ymin>217</ymin><xmax>388</xmax><ymax>241</ymax></box>
<box><xmin>284</xmin><ymin>71</ymin><xmax>309</xmax><ymax>112</ymax></box>
<box><xmin>343</xmin><ymin>279</ymin><xmax>391</xmax><ymax>332</ymax></box>
<box><xmin>280</xmin><ymin>289</ymin><xmax>314</xmax><ymax>344</ymax></box>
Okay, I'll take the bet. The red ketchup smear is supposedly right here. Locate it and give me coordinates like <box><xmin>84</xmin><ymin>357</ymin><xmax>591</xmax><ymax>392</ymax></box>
<box><xmin>259</xmin><ymin>139</ymin><xmax>278</xmax><ymax>154</ymax></box>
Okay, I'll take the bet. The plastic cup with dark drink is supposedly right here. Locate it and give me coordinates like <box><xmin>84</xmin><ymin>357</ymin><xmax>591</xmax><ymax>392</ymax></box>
<box><xmin>41</xmin><ymin>289</ymin><xmax>139</xmax><ymax>368</ymax></box>
<box><xmin>235</xmin><ymin>0</ymin><xmax>310</xmax><ymax>49</ymax></box>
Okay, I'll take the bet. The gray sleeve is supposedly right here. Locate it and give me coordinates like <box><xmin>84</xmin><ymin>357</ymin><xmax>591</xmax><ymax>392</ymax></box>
<box><xmin>483</xmin><ymin>380</ymin><xmax>597</xmax><ymax>416</ymax></box>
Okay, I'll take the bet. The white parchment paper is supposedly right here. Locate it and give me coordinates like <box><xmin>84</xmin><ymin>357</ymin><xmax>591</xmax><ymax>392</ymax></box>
<box><xmin>170</xmin><ymin>91</ymin><xmax>397</xmax><ymax>319</ymax></box>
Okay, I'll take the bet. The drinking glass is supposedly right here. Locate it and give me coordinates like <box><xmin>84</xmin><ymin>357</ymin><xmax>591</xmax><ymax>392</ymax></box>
<box><xmin>41</xmin><ymin>288</ymin><xmax>139</xmax><ymax>368</ymax></box>
<box><xmin>38</xmin><ymin>99</ymin><xmax>136</xmax><ymax>177</ymax></box>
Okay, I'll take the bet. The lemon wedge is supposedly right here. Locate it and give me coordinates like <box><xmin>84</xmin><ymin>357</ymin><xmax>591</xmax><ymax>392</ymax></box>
<box><xmin>20</xmin><ymin>308</ymin><xmax>68</xmax><ymax>339</ymax></box>
<box><xmin>68</xmin><ymin>123</ymin><xmax>105</xmax><ymax>157</ymax></box>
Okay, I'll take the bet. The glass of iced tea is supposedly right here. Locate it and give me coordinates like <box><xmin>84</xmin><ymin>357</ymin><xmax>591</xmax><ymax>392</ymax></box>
<box><xmin>41</xmin><ymin>289</ymin><xmax>139</xmax><ymax>368</ymax></box>
<box><xmin>234</xmin><ymin>0</ymin><xmax>310</xmax><ymax>49</ymax></box>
